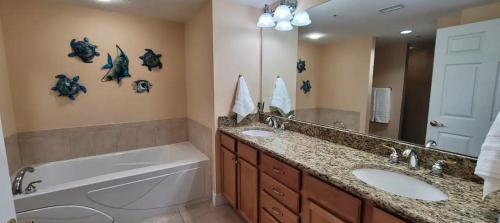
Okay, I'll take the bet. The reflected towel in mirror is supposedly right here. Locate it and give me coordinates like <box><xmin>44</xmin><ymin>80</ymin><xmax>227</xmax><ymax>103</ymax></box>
<box><xmin>270</xmin><ymin>77</ymin><xmax>291</xmax><ymax>116</ymax></box>
<box><xmin>371</xmin><ymin>88</ymin><xmax>391</xmax><ymax>123</ymax></box>
<box><xmin>475</xmin><ymin>111</ymin><xmax>500</xmax><ymax>199</ymax></box>
<box><xmin>232</xmin><ymin>76</ymin><xmax>255</xmax><ymax>123</ymax></box>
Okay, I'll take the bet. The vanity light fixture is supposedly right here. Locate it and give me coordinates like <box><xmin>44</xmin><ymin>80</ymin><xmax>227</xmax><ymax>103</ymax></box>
<box><xmin>257</xmin><ymin>0</ymin><xmax>312</xmax><ymax>31</ymax></box>
<box><xmin>401</xmin><ymin>30</ymin><xmax>413</xmax><ymax>35</ymax></box>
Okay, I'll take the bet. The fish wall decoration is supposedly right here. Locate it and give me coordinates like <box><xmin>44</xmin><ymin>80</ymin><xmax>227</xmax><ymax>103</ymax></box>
<box><xmin>297</xmin><ymin>59</ymin><xmax>306</xmax><ymax>73</ymax></box>
<box><xmin>101</xmin><ymin>45</ymin><xmax>131</xmax><ymax>84</ymax></box>
<box><xmin>132</xmin><ymin>80</ymin><xmax>153</xmax><ymax>93</ymax></box>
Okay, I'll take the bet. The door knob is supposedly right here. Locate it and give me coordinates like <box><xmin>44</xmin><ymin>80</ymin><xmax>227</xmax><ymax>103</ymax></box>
<box><xmin>430</xmin><ymin>120</ymin><xmax>446</xmax><ymax>127</ymax></box>
<box><xmin>425</xmin><ymin>140</ymin><xmax>437</xmax><ymax>148</ymax></box>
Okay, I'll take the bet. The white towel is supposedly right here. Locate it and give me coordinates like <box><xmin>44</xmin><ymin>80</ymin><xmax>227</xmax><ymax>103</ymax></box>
<box><xmin>475</xmin><ymin>112</ymin><xmax>500</xmax><ymax>199</ymax></box>
<box><xmin>371</xmin><ymin>88</ymin><xmax>391</xmax><ymax>124</ymax></box>
<box><xmin>232</xmin><ymin>76</ymin><xmax>255</xmax><ymax>123</ymax></box>
<box><xmin>270</xmin><ymin>77</ymin><xmax>291</xmax><ymax>116</ymax></box>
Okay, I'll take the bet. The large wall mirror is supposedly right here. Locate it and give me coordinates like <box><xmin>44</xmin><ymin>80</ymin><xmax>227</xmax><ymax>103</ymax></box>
<box><xmin>260</xmin><ymin>0</ymin><xmax>500</xmax><ymax>157</ymax></box>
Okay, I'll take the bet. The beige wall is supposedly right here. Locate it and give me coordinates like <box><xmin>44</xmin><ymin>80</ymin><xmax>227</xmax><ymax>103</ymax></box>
<box><xmin>212</xmin><ymin>0</ymin><xmax>261</xmax><ymax>194</ymax></box>
<box><xmin>296</xmin><ymin>40</ymin><xmax>320</xmax><ymax>110</ymax></box>
<box><xmin>0</xmin><ymin>17</ymin><xmax>16</xmax><ymax>137</ymax></box>
<box><xmin>186</xmin><ymin>1</ymin><xmax>214</xmax><ymax>129</ymax></box>
<box><xmin>0</xmin><ymin>0</ymin><xmax>186</xmax><ymax>132</ymax></box>
<box><xmin>437</xmin><ymin>2</ymin><xmax>500</xmax><ymax>28</ymax></box>
<box><xmin>317</xmin><ymin>37</ymin><xmax>375</xmax><ymax>133</ymax></box>
<box><xmin>370</xmin><ymin>41</ymin><xmax>408</xmax><ymax>139</ymax></box>
<box><xmin>262</xmin><ymin>28</ymin><xmax>298</xmax><ymax>112</ymax></box>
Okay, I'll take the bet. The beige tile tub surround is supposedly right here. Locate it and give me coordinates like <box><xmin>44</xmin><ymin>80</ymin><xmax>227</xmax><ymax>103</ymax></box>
<box><xmin>5</xmin><ymin>134</ymin><xmax>21</xmax><ymax>174</ymax></box>
<box><xmin>17</xmin><ymin>118</ymin><xmax>188</xmax><ymax>166</ymax></box>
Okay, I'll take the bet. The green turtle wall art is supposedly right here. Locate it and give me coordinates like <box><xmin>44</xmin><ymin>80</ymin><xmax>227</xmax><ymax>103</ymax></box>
<box><xmin>68</xmin><ymin>37</ymin><xmax>100</xmax><ymax>63</ymax></box>
<box><xmin>139</xmin><ymin>49</ymin><xmax>163</xmax><ymax>71</ymax></box>
<box><xmin>300</xmin><ymin>80</ymin><xmax>312</xmax><ymax>94</ymax></box>
<box><xmin>132</xmin><ymin>80</ymin><xmax>153</xmax><ymax>93</ymax></box>
<box><xmin>297</xmin><ymin>58</ymin><xmax>306</xmax><ymax>73</ymax></box>
<box><xmin>51</xmin><ymin>74</ymin><xmax>87</xmax><ymax>100</ymax></box>
<box><xmin>101</xmin><ymin>45</ymin><xmax>131</xmax><ymax>84</ymax></box>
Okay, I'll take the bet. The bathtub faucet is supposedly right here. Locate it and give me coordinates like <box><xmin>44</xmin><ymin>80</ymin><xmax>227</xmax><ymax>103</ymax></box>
<box><xmin>12</xmin><ymin>166</ymin><xmax>35</xmax><ymax>195</ymax></box>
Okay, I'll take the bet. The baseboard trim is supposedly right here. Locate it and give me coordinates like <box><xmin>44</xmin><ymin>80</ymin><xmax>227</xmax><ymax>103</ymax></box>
<box><xmin>212</xmin><ymin>193</ymin><xmax>227</xmax><ymax>206</ymax></box>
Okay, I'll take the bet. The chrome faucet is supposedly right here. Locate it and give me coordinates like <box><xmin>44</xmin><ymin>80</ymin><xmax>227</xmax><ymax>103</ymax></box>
<box><xmin>12</xmin><ymin>166</ymin><xmax>34</xmax><ymax>195</ymax></box>
<box><xmin>402</xmin><ymin>148</ymin><xmax>419</xmax><ymax>170</ymax></box>
<box><xmin>382</xmin><ymin>144</ymin><xmax>399</xmax><ymax>164</ymax></box>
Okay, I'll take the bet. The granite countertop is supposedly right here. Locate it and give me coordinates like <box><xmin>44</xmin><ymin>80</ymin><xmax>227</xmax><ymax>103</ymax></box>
<box><xmin>219</xmin><ymin>123</ymin><xmax>500</xmax><ymax>223</ymax></box>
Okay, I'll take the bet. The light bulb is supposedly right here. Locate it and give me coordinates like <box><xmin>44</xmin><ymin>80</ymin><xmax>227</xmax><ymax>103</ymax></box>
<box><xmin>291</xmin><ymin>11</ymin><xmax>311</xmax><ymax>26</ymax></box>
<box><xmin>257</xmin><ymin>13</ymin><xmax>275</xmax><ymax>28</ymax></box>
<box><xmin>275</xmin><ymin>21</ymin><xmax>293</xmax><ymax>31</ymax></box>
<box><xmin>273</xmin><ymin>5</ymin><xmax>293</xmax><ymax>21</ymax></box>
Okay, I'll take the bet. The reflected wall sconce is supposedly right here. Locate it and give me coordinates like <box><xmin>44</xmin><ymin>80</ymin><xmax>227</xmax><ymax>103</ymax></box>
<box><xmin>257</xmin><ymin>0</ymin><xmax>312</xmax><ymax>31</ymax></box>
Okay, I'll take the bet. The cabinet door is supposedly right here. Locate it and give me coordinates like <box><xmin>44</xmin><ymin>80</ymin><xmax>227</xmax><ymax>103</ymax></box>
<box><xmin>363</xmin><ymin>202</ymin><xmax>406</xmax><ymax>223</ymax></box>
<box><xmin>222</xmin><ymin>147</ymin><xmax>237</xmax><ymax>208</ymax></box>
<box><xmin>305</xmin><ymin>200</ymin><xmax>346</xmax><ymax>223</ymax></box>
<box><xmin>238</xmin><ymin>158</ymin><xmax>258</xmax><ymax>223</ymax></box>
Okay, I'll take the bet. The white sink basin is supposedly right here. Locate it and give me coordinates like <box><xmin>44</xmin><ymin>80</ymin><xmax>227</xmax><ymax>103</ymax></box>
<box><xmin>242</xmin><ymin>129</ymin><xmax>274</xmax><ymax>137</ymax></box>
<box><xmin>352</xmin><ymin>169</ymin><xmax>448</xmax><ymax>201</ymax></box>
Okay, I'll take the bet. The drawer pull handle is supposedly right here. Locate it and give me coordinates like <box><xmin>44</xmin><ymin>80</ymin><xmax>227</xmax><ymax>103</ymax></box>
<box><xmin>271</xmin><ymin>187</ymin><xmax>284</xmax><ymax>196</ymax></box>
<box><xmin>271</xmin><ymin>207</ymin><xmax>283</xmax><ymax>216</ymax></box>
<box><xmin>272</xmin><ymin>167</ymin><xmax>283</xmax><ymax>175</ymax></box>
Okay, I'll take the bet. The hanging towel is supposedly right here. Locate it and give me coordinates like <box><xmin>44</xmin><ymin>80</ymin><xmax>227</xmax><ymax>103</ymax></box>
<box><xmin>371</xmin><ymin>88</ymin><xmax>391</xmax><ymax>124</ymax></box>
<box><xmin>270</xmin><ymin>77</ymin><xmax>291</xmax><ymax>116</ymax></box>
<box><xmin>232</xmin><ymin>76</ymin><xmax>255</xmax><ymax>123</ymax></box>
<box><xmin>475</xmin><ymin>112</ymin><xmax>500</xmax><ymax>199</ymax></box>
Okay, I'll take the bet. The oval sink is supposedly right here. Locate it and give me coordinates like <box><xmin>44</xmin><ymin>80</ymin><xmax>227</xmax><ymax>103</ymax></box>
<box><xmin>242</xmin><ymin>129</ymin><xmax>274</xmax><ymax>137</ymax></box>
<box><xmin>352</xmin><ymin>169</ymin><xmax>448</xmax><ymax>201</ymax></box>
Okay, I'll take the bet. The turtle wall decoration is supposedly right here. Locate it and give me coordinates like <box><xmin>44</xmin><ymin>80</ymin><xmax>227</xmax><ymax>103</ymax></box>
<box><xmin>139</xmin><ymin>49</ymin><xmax>163</xmax><ymax>71</ymax></box>
<box><xmin>132</xmin><ymin>80</ymin><xmax>153</xmax><ymax>93</ymax></box>
<box><xmin>68</xmin><ymin>37</ymin><xmax>100</xmax><ymax>63</ymax></box>
<box><xmin>300</xmin><ymin>80</ymin><xmax>312</xmax><ymax>94</ymax></box>
<box><xmin>101</xmin><ymin>45</ymin><xmax>131</xmax><ymax>84</ymax></box>
<box><xmin>297</xmin><ymin>58</ymin><xmax>306</xmax><ymax>73</ymax></box>
<box><xmin>51</xmin><ymin>74</ymin><xmax>87</xmax><ymax>100</ymax></box>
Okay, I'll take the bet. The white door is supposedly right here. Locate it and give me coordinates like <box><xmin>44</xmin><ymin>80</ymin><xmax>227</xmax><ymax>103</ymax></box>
<box><xmin>0</xmin><ymin>117</ymin><xmax>16</xmax><ymax>222</ymax></box>
<box><xmin>427</xmin><ymin>18</ymin><xmax>500</xmax><ymax>157</ymax></box>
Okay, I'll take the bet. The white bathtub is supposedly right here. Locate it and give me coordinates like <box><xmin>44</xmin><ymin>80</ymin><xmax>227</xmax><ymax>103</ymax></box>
<box><xmin>13</xmin><ymin>142</ymin><xmax>211</xmax><ymax>223</ymax></box>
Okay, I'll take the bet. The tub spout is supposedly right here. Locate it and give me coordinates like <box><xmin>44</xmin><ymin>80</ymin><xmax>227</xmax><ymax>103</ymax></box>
<box><xmin>12</xmin><ymin>166</ymin><xmax>35</xmax><ymax>195</ymax></box>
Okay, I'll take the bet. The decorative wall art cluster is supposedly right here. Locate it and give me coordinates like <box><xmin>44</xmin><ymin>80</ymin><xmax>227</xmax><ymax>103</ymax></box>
<box><xmin>300</xmin><ymin>80</ymin><xmax>312</xmax><ymax>94</ymax></box>
<box><xmin>52</xmin><ymin>36</ymin><xmax>165</xmax><ymax>100</ymax></box>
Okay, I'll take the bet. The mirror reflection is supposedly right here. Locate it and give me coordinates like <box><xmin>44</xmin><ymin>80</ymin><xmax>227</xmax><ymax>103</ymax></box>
<box><xmin>261</xmin><ymin>0</ymin><xmax>500</xmax><ymax>157</ymax></box>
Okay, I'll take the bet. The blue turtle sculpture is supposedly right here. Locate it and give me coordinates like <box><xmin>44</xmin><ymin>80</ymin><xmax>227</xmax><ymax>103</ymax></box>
<box><xmin>139</xmin><ymin>49</ymin><xmax>162</xmax><ymax>71</ymax></box>
<box><xmin>132</xmin><ymin>80</ymin><xmax>153</xmax><ymax>93</ymax></box>
<box><xmin>51</xmin><ymin>74</ymin><xmax>87</xmax><ymax>100</ymax></box>
<box><xmin>300</xmin><ymin>80</ymin><xmax>312</xmax><ymax>94</ymax></box>
<box><xmin>68</xmin><ymin>37</ymin><xmax>100</xmax><ymax>63</ymax></box>
<box><xmin>297</xmin><ymin>59</ymin><xmax>306</xmax><ymax>73</ymax></box>
<box><xmin>101</xmin><ymin>45</ymin><xmax>131</xmax><ymax>84</ymax></box>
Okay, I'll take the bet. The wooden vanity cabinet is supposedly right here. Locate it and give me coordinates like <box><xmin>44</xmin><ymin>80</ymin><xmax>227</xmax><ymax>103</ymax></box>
<box><xmin>237</xmin><ymin>142</ymin><xmax>259</xmax><ymax>223</ymax></box>
<box><xmin>302</xmin><ymin>173</ymin><xmax>362</xmax><ymax>223</ymax></box>
<box><xmin>221</xmin><ymin>134</ymin><xmax>237</xmax><ymax>208</ymax></box>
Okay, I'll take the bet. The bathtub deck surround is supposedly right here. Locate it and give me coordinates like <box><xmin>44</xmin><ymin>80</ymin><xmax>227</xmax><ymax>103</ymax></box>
<box><xmin>15</xmin><ymin>142</ymin><xmax>211</xmax><ymax>223</ymax></box>
<box><xmin>217</xmin><ymin>116</ymin><xmax>499</xmax><ymax>223</ymax></box>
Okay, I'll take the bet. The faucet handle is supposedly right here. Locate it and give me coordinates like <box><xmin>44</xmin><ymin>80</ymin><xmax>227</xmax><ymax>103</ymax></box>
<box><xmin>382</xmin><ymin>144</ymin><xmax>399</xmax><ymax>164</ymax></box>
<box><xmin>24</xmin><ymin>180</ymin><xmax>42</xmax><ymax>194</ymax></box>
<box><xmin>430</xmin><ymin>160</ymin><xmax>456</xmax><ymax>177</ymax></box>
<box><xmin>280</xmin><ymin>121</ymin><xmax>288</xmax><ymax>130</ymax></box>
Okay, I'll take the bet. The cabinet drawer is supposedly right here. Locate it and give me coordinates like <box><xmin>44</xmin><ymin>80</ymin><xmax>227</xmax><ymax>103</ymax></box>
<box><xmin>261</xmin><ymin>191</ymin><xmax>299</xmax><ymax>223</ymax></box>
<box><xmin>220</xmin><ymin>133</ymin><xmax>236</xmax><ymax>152</ymax></box>
<box><xmin>238</xmin><ymin>142</ymin><xmax>258</xmax><ymax>165</ymax></box>
<box><xmin>260</xmin><ymin>153</ymin><xmax>301</xmax><ymax>191</ymax></box>
<box><xmin>303</xmin><ymin>174</ymin><xmax>362</xmax><ymax>223</ymax></box>
<box><xmin>261</xmin><ymin>172</ymin><xmax>300</xmax><ymax>213</ymax></box>
<box><xmin>260</xmin><ymin>209</ymin><xmax>280</xmax><ymax>223</ymax></box>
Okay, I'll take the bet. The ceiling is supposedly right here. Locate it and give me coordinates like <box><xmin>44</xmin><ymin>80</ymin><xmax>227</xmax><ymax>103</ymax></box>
<box><xmin>299</xmin><ymin>0</ymin><xmax>498</xmax><ymax>44</ymax></box>
<box><xmin>48</xmin><ymin>0</ymin><xmax>208</xmax><ymax>22</ymax></box>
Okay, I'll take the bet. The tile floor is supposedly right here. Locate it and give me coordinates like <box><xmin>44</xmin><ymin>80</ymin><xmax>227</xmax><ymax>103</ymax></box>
<box><xmin>140</xmin><ymin>201</ymin><xmax>244</xmax><ymax>223</ymax></box>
